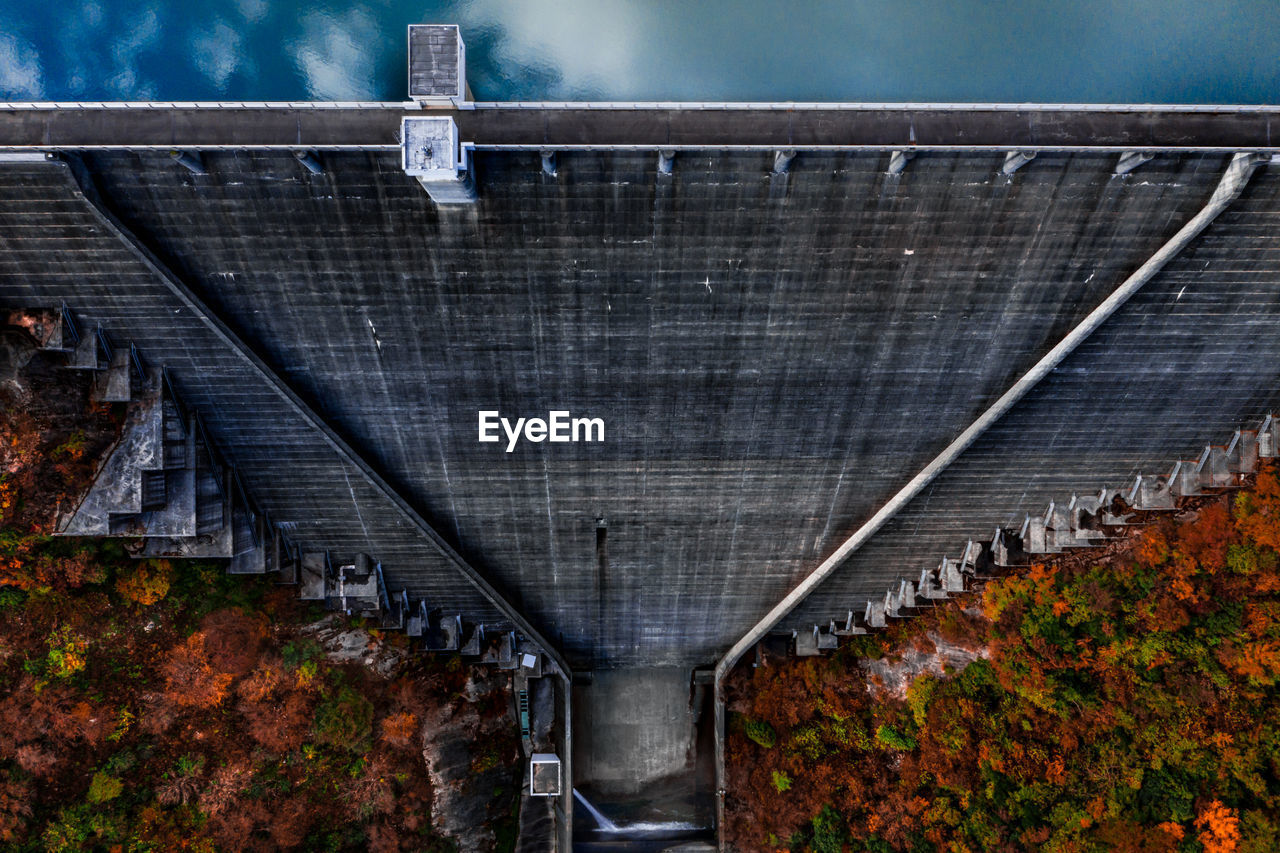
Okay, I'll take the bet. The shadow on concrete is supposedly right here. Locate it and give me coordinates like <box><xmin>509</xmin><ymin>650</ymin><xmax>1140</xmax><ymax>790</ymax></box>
<box><xmin>572</xmin><ymin>667</ymin><xmax>715</xmax><ymax>849</ymax></box>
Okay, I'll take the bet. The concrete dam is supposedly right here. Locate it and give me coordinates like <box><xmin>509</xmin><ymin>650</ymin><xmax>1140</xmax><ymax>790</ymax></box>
<box><xmin>3</xmin><ymin>25</ymin><xmax>1280</xmax><ymax>849</ymax></box>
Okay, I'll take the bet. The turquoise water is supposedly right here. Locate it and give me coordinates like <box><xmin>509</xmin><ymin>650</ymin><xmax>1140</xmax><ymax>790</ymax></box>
<box><xmin>0</xmin><ymin>0</ymin><xmax>1278</xmax><ymax>102</ymax></box>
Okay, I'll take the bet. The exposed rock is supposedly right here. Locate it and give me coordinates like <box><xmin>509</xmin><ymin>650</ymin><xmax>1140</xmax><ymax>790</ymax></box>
<box><xmin>514</xmin><ymin>792</ymin><xmax>554</xmax><ymax>853</ymax></box>
<box><xmin>863</xmin><ymin>630</ymin><xmax>988</xmax><ymax>699</ymax></box>
<box><xmin>0</xmin><ymin>329</ymin><xmax>36</xmax><ymax>392</ymax></box>
<box><xmin>302</xmin><ymin>615</ymin><xmax>406</xmax><ymax>678</ymax></box>
<box><xmin>422</xmin><ymin>670</ymin><xmax>518</xmax><ymax>852</ymax></box>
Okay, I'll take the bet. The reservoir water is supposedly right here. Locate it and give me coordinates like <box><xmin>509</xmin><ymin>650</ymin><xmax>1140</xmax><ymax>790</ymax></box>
<box><xmin>0</xmin><ymin>0</ymin><xmax>1278</xmax><ymax>103</ymax></box>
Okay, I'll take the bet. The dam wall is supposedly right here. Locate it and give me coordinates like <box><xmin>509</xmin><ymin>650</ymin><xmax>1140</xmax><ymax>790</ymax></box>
<box><xmin>0</xmin><ymin>157</ymin><xmax>510</xmax><ymax>632</ymax></box>
<box><xmin>791</xmin><ymin>161</ymin><xmax>1280</xmax><ymax>629</ymax></box>
<box><xmin>1</xmin><ymin>105</ymin><xmax>1279</xmax><ymax>670</ymax></box>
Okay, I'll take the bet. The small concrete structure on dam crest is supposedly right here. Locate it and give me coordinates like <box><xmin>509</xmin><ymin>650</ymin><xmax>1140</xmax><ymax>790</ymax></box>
<box><xmin>3</xmin><ymin>24</ymin><xmax>1280</xmax><ymax>850</ymax></box>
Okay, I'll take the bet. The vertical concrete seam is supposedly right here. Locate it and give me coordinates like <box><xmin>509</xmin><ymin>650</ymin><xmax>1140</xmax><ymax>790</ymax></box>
<box><xmin>711</xmin><ymin>150</ymin><xmax>1267</xmax><ymax>850</ymax></box>
<box><xmin>51</xmin><ymin>153</ymin><xmax>573</xmax><ymax>678</ymax></box>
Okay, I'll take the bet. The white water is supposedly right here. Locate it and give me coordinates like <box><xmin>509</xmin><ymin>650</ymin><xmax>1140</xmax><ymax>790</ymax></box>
<box><xmin>573</xmin><ymin>789</ymin><xmax>708</xmax><ymax>837</ymax></box>
<box><xmin>607</xmin><ymin>821</ymin><xmax>704</xmax><ymax>835</ymax></box>
<box><xmin>573</xmin><ymin>789</ymin><xmax>619</xmax><ymax>832</ymax></box>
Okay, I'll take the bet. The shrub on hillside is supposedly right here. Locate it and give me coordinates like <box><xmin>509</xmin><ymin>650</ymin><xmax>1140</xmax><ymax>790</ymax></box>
<box><xmin>115</xmin><ymin>560</ymin><xmax>172</xmax><ymax>606</ymax></box>
<box><xmin>743</xmin><ymin>718</ymin><xmax>777</xmax><ymax>749</ymax></box>
<box><xmin>314</xmin><ymin>686</ymin><xmax>374</xmax><ymax>754</ymax></box>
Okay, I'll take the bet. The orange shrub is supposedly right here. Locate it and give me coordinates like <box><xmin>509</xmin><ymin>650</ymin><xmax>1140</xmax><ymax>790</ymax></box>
<box><xmin>198</xmin><ymin>608</ymin><xmax>266</xmax><ymax>677</ymax></box>
<box><xmin>1238</xmin><ymin>466</ymin><xmax>1280</xmax><ymax>551</ymax></box>
<box><xmin>161</xmin><ymin>632</ymin><xmax>232</xmax><ymax>708</ymax></box>
<box><xmin>381</xmin><ymin>711</ymin><xmax>419</xmax><ymax>747</ymax></box>
<box><xmin>115</xmin><ymin>560</ymin><xmax>172</xmax><ymax>605</ymax></box>
<box><xmin>1196</xmin><ymin>801</ymin><xmax>1241</xmax><ymax>853</ymax></box>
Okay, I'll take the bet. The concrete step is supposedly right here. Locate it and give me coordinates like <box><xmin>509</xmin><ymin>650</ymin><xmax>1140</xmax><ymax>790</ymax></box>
<box><xmin>1198</xmin><ymin>445</ymin><xmax>1235</xmax><ymax>489</ymax></box>
<box><xmin>960</xmin><ymin>538</ymin><xmax>986</xmax><ymax>574</ymax></box>
<box><xmin>885</xmin><ymin>580</ymin><xmax>916</xmax><ymax>617</ymax></box>
<box><xmin>299</xmin><ymin>551</ymin><xmax>330</xmax><ymax>601</ymax></box>
<box><xmin>405</xmin><ymin>599</ymin><xmax>429</xmax><ymax>637</ymax></box>
<box><xmin>1169</xmin><ymin>459</ymin><xmax>1201</xmax><ymax>498</ymax></box>
<box><xmin>484</xmin><ymin>630</ymin><xmax>517</xmax><ymax>666</ymax></box>
<box><xmin>1020</xmin><ymin>514</ymin><xmax>1054</xmax><ymax>554</ymax></box>
<box><xmin>1259</xmin><ymin>415</ymin><xmax>1280</xmax><ymax>458</ymax></box>
<box><xmin>794</xmin><ymin>626</ymin><xmax>821</xmax><ymax>657</ymax></box>
<box><xmin>1097</xmin><ymin>487</ymin><xmax>1136</xmax><ymax>525</ymax></box>
<box><xmin>459</xmin><ymin>621</ymin><xmax>485</xmax><ymax>655</ymax></box>
<box><xmin>64</xmin><ymin>332</ymin><xmax>105</xmax><ymax>370</ymax></box>
<box><xmin>1067</xmin><ymin>493</ymin><xmax>1110</xmax><ymax>544</ymax></box>
<box><xmin>939</xmin><ymin>556</ymin><xmax>965</xmax><ymax>593</ymax></box>
<box><xmin>6</xmin><ymin>307</ymin><xmax>73</xmax><ymax>351</ymax></box>
<box><xmin>59</xmin><ymin>379</ymin><xmax>165</xmax><ymax>536</ymax></box>
<box><xmin>1230</xmin><ymin>429</ymin><xmax>1260</xmax><ymax>475</ymax></box>
<box><xmin>918</xmin><ymin>566</ymin><xmax>947</xmax><ymax>600</ymax></box>
<box><xmin>160</xmin><ymin>397</ymin><xmax>189</xmax><ymax>469</ymax></box>
<box><xmin>326</xmin><ymin>553</ymin><xmax>386</xmax><ymax>617</ymax></box>
<box><xmin>864</xmin><ymin>599</ymin><xmax>887</xmax><ymax>629</ymax></box>
<box><xmin>141</xmin><ymin>524</ymin><xmax>233</xmax><ymax>559</ymax></box>
<box><xmin>381</xmin><ymin>589</ymin><xmax>409</xmax><ymax>629</ymax></box>
<box><xmin>832</xmin><ymin>610</ymin><xmax>867</xmax><ymax>636</ymax></box>
<box><xmin>227</xmin><ymin>502</ymin><xmax>267</xmax><ymax>574</ymax></box>
<box><xmin>91</xmin><ymin>348</ymin><xmax>134</xmax><ymax>403</ymax></box>
<box><xmin>109</xmin><ymin>466</ymin><xmax>197</xmax><ymax>538</ymax></box>
<box><xmin>1127</xmin><ymin>474</ymin><xmax>1175</xmax><ymax>511</ymax></box>
<box><xmin>275</xmin><ymin>531</ymin><xmax>300</xmax><ymax>585</ymax></box>
<box><xmin>140</xmin><ymin>469</ymin><xmax>166</xmax><ymax>510</ymax></box>
<box><xmin>193</xmin><ymin>436</ymin><xmax>227</xmax><ymax>536</ymax></box>
<box><xmin>1045</xmin><ymin>500</ymin><xmax>1099</xmax><ymax>550</ymax></box>
<box><xmin>991</xmin><ymin>527</ymin><xmax>1026</xmax><ymax>567</ymax></box>
<box><xmin>423</xmin><ymin>610</ymin><xmax>462</xmax><ymax>652</ymax></box>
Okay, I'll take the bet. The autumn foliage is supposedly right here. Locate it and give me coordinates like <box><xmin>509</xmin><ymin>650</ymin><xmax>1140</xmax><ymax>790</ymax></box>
<box><xmin>727</xmin><ymin>467</ymin><xmax>1280</xmax><ymax>852</ymax></box>
<box><xmin>161</xmin><ymin>631</ymin><xmax>234</xmax><ymax>708</ymax></box>
<box><xmin>115</xmin><ymin>559</ymin><xmax>173</xmax><ymax>605</ymax></box>
<box><xmin>0</xmin><ymin>342</ymin><xmax>521</xmax><ymax>851</ymax></box>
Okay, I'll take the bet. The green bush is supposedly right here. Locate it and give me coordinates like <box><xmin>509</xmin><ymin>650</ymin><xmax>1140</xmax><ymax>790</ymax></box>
<box><xmin>314</xmin><ymin>685</ymin><xmax>374</xmax><ymax>753</ymax></box>
<box><xmin>873</xmin><ymin>724</ymin><xmax>917</xmax><ymax>751</ymax></box>
<box><xmin>174</xmin><ymin>754</ymin><xmax>205</xmax><ymax>777</ymax></box>
<box><xmin>811</xmin><ymin>805</ymin><xmax>846</xmax><ymax>853</ymax></box>
<box><xmin>41</xmin><ymin>804</ymin><xmax>119</xmax><ymax>852</ymax></box>
<box><xmin>282</xmin><ymin>639</ymin><xmax>322</xmax><ymax>669</ymax></box>
<box><xmin>0</xmin><ymin>587</ymin><xmax>25</xmax><ymax>611</ymax></box>
<box><xmin>743</xmin><ymin>718</ymin><xmax>777</xmax><ymax>749</ymax></box>
<box><xmin>86</xmin><ymin>771</ymin><xmax>122</xmax><ymax>804</ymax></box>
<box><xmin>772</xmin><ymin>770</ymin><xmax>792</xmax><ymax>792</ymax></box>
<box><xmin>906</xmin><ymin>675</ymin><xmax>938</xmax><ymax>727</ymax></box>
<box><xmin>788</xmin><ymin>723</ymin><xmax>829</xmax><ymax>760</ymax></box>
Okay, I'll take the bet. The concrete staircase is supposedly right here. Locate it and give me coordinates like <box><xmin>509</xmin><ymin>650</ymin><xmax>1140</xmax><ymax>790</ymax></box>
<box><xmin>792</xmin><ymin>417</ymin><xmax>1274</xmax><ymax>657</ymax></box>
<box><xmin>11</xmin><ymin>306</ymin><xmax>548</xmax><ymax>672</ymax></box>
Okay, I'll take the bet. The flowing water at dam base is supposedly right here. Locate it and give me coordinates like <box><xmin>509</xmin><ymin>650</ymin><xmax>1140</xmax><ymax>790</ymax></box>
<box><xmin>571</xmin><ymin>668</ymin><xmax>716</xmax><ymax>848</ymax></box>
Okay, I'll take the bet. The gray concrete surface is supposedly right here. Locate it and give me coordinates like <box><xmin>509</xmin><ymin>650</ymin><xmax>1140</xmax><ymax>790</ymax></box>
<box><xmin>572</xmin><ymin>667</ymin><xmax>713</xmax><ymax>838</ymax></box>
<box><xmin>573</xmin><ymin>669</ymin><xmax>697</xmax><ymax>795</ymax></box>
<box><xmin>3</xmin><ymin>105</ymin><xmax>1280</xmax><ymax>151</ymax></box>
<box><xmin>6</xmin><ymin>148</ymin><xmax>1280</xmax><ymax>670</ymax></box>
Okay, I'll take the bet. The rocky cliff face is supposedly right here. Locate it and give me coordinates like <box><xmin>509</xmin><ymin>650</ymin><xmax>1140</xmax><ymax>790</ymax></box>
<box><xmin>423</xmin><ymin>671</ymin><xmax>522</xmax><ymax>852</ymax></box>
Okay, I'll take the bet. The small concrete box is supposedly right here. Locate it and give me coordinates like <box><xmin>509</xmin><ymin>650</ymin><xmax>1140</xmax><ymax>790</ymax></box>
<box><xmin>529</xmin><ymin>753</ymin><xmax>561</xmax><ymax>797</ymax></box>
<box><xmin>402</xmin><ymin>117</ymin><xmax>463</xmax><ymax>178</ymax></box>
<box><xmin>401</xmin><ymin>117</ymin><xmax>476</xmax><ymax>204</ymax></box>
<box><xmin>407</xmin><ymin>24</ymin><xmax>465</xmax><ymax>103</ymax></box>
